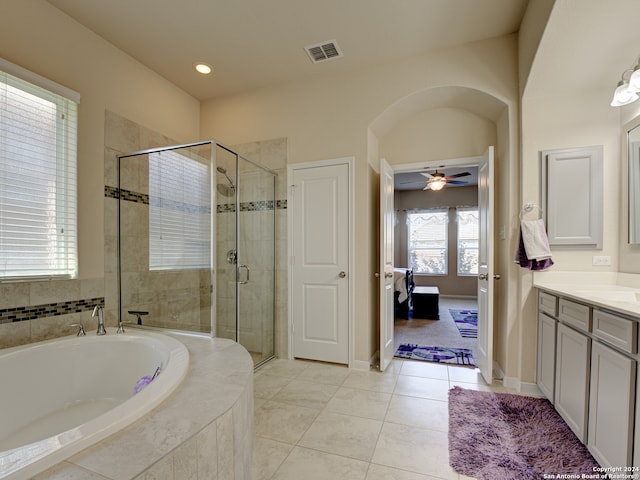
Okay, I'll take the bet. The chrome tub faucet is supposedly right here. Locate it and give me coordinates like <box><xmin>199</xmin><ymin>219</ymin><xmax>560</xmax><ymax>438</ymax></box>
<box><xmin>92</xmin><ymin>305</ymin><xmax>106</xmax><ymax>335</ymax></box>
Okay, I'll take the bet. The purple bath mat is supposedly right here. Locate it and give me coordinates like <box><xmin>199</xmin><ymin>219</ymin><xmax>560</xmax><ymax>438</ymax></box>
<box><xmin>449</xmin><ymin>308</ymin><xmax>478</xmax><ymax>338</ymax></box>
<box><xmin>394</xmin><ymin>344</ymin><xmax>475</xmax><ymax>366</ymax></box>
<box><xmin>448</xmin><ymin>386</ymin><xmax>600</xmax><ymax>479</ymax></box>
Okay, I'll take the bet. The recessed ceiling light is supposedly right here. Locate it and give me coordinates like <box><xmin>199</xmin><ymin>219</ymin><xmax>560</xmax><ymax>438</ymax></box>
<box><xmin>194</xmin><ymin>63</ymin><xmax>212</xmax><ymax>75</ymax></box>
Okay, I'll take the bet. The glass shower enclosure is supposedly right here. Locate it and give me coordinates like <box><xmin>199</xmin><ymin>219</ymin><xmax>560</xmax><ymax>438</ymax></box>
<box><xmin>118</xmin><ymin>141</ymin><xmax>276</xmax><ymax>366</ymax></box>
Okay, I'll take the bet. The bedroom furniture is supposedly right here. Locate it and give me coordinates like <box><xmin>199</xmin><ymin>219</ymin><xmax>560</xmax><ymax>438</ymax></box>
<box><xmin>393</xmin><ymin>268</ymin><xmax>414</xmax><ymax>318</ymax></box>
<box><xmin>412</xmin><ymin>286</ymin><xmax>440</xmax><ymax>319</ymax></box>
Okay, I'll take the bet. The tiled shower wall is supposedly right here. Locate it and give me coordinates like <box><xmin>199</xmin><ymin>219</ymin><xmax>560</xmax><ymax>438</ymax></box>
<box><xmin>105</xmin><ymin>111</ymin><xmax>289</xmax><ymax>357</ymax></box>
<box><xmin>225</xmin><ymin>139</ymin><xmax>289</xmax><ymax>358</ymax></box>
<box><xmin>0</xmin><ymin>110</ymin><xmax>288</xmax><ymax>356</ymax></box>
<box><xmin>115</xmin><ymin>146</ymin><xmax>212</xmax><ymax>332</ymax></box>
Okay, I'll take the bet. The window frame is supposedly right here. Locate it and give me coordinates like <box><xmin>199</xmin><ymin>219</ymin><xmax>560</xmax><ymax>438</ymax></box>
<box><xmin>0</xmin><ymin>58</ymin><xmax>80</xmax><ymax>282</ymax></box>
<box><xmin>456</xmin><ymin>206</ymin><xmax>479</xmax><ymax>276</ymax></box>
<box><xmin>406</xmin><ymin>208</ymin><xmax>449</xmax><ymax>276</ymax></box>
<box><xmin>148</xmin><ymin>149</ymin><xmax>212</xmax><ymax>271</ymax></box>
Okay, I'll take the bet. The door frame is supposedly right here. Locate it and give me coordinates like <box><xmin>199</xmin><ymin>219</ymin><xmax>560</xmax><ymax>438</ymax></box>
<box><xmin>287</xmin><ymin>157</ymin><xmax>355</xmax><ymax>367</ymax></box>
<box><xmin>386</xmin><ymin>154</ymin><xmax>489</xmax><ymax>367</ymax></box>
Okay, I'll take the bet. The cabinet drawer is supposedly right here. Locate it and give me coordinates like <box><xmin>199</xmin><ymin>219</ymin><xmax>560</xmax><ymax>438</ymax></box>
<box><xmin>539</xmin><ymin>291</ymin><xmax>558</xmax><ymax>316</ymax></box>
<box><xmin>558</xmin><ymin>299</ymin><xmax>591</xmax><ymax>333</ymax></box>
<box><xmin>592</xmin><ymin>310</ymin><xmax>637</xmax><ymax>354</ymax></box>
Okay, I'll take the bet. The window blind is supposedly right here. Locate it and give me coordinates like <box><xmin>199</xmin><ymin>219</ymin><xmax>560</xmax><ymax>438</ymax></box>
<box><xmin>407</xmin><ymin>209</ymin><xmax>448</xmax><ymax>275</ymax></box>
<box><xmin>0</xmin><ymin>62</ymin><xmax>78</xmax><ymax>280</ymax></box>
<box><xmin>456</xmin><ymin>207</ymin><xmax>479</xmax><ymax>275</ymax></box>
<box><xmin>149</xmin><ymin>150</ymin><xmax>211</xmax><ymax>270</ymax></box>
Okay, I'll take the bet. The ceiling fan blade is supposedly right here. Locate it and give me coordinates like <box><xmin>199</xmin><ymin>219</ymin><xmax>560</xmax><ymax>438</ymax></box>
<box><xmin>419</xmin><ymin>172</ymin><xmax>433</xmax><ymax>178</ymax></box>
<box><xmin>446</xmin><ymin>171</ymin><xmax>471</xmax><ymax>179</ymax></box>
<box><xmin>447</xmin><ymin>180</ymin><xmax>468</xmax><ymax>185</ymax></box>
<box><xmin>423</xmin><ymin>184</ymin><xmax>431</xmax><ymax>190</ymax></box>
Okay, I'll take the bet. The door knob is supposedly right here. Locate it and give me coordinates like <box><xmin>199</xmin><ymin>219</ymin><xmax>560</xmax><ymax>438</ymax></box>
<box><xmin>339</xmin><ymin>271</ymin><xmax>347</xmax><ymax>278</ymax></box>
<box><xmin>385</xmin><ymin>272</ymin><xmax>393</xmax><ymax>278</ymax></box>
<box><xmin>374</xmin><ymin>272</ymin><xmax>381</xmax><ymax>278</ymax></box>
<box><xmin>494</xmin><ymin>274</ymin><xmax>501</xmax><ymax>280</ymax></box>
<box><xmin>478</xmin><ymin>273</ymin><xmax>488</xmax><ymax>280</ymax></box>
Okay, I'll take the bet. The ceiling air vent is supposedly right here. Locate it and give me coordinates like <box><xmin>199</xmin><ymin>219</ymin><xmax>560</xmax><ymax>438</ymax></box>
<box><xmin>305</xmin><ymin>40</ymin><xmax>343</xmax><ymax>64</ymax></box>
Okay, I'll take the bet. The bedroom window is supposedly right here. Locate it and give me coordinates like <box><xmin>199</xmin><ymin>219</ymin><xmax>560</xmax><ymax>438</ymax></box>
<box><xmin>407</xmin><ymin>209</ymin><xmax>448</xmax><ymax>275</ymax></box>
<box><xmin>0</xmin><ymin>59</ymin><xmax>79</xmax><ymax>280</ymax></box>
<box><xmin>148</xmin><ymin>149</ymin><xmax>211</xmax><ymax>270</ymax></box>
<box><xmin>457</xmin><ymin>207</ymin><xmax>479</xmax><ymax>276</ymax></box>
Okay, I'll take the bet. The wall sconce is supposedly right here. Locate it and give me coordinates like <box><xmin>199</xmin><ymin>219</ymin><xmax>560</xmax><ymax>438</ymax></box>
<box><xmin>611</xmin><ymin>61</ymin><xmax>640</xmax><ymax>107</ymax></box>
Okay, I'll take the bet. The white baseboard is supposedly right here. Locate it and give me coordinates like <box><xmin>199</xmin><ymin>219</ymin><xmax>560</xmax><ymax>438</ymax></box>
<box><xmin>351</xmin><ymin>351</ymin><xmax>379</xmax><ymax>371</ymax></box>
<box><xmin>502</xmin><ymin>376</ymin><xmax>543</xmax><ymax>396</ymax></box>
<box><xmin>493</xmin><ymin>361</ymin><xmax>505</xmax><ymax>381</ymax></box>
<box><xmin>351</xmin><ymin>359</ymin><xmax>372</xmax><ymax>371</ymax></box>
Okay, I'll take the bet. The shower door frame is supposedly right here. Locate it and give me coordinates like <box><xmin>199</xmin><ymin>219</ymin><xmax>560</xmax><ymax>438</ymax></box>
<box><xmin>117</xmin><ymin>140</ymin><xmax>277</xmax><ymax>366</ymax></box>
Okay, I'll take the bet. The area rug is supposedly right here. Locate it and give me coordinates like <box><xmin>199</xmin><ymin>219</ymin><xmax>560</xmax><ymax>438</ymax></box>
<box><xmin>394</xmin><ymin>344</ymin><xmax>475</xmax><ymax>365</ymax></box>
<box><xmin>449</xmin><ymin>309</ymin><xmax>478</xmax><ymax>338</ymax></box>
<box><xmin>448</xmin><ymin>386</ymin><xmax>600</xmax><ymax>480</ymax></box>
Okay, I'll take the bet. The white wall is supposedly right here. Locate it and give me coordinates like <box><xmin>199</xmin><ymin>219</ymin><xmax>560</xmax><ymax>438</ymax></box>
<box><xmin>0</xmin><ymin>0</ymin><xmax>201</xmax><ymax>280</ymax></box>
<box><xmin>379</xmin><ymin>108</ymin><xmax>497</xmax><ymax>164</ymax></box>
<box><xmin>201</xmin><ymin>35</ymin><xmax>520</xmax><ymax>365</ymax></box>
<box><xmin>519</xmin><ymin>88</ymin><xmax>621</xmax><ymax>383</ymax></box>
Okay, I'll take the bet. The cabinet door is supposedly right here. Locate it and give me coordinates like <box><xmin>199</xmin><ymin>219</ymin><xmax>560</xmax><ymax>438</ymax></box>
<box><xmin>541</xmin><ymin>145</ymin><xmax>603</xmax><ymax>248</ymax></box>
<box><xmin>537</xmin><ymin>312</ymin><xmax>557</xmax><ymax>401</ymax></box>
<box><xmin>588</xmin><ymin>341</ymin><xmax>635</xmax><ymax>467</ymax></box>
<box><xmin>555</xmin><ymin>323</ymin><xmax>591</xmax><ymax>442</ymax></box>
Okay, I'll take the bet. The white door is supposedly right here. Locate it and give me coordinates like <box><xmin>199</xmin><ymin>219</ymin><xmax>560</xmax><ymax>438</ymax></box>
<box><xmin>477</xmin><ymin>146</ymin><xmax>494</xmax><ymax>384</ymax></box>
<box><xmin>290</xmin><ymin>161</ymin><xmax>350</xmax><ymax>364</ymax></box>
<box><xmin>379</xmin><ymin>158</ymin><xmax>395</xmax><ymax>371</ymax></box>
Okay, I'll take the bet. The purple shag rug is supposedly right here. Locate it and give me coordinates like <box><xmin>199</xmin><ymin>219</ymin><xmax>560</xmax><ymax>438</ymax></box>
<box><xmin>448</xmin><ymin>387</ymin><xmax>600</xmax><ymax>480</ymax></box>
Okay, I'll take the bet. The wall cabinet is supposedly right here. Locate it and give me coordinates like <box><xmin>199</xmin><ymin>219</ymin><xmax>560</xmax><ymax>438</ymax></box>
<box><xmin>540</xmin><ymin>145</ymin><xmax>603</xmax><ymax>249</ymax></box>
<box><xmin>537</xmin><ymin>291</ymin><xmax>638</xmax><ymax>468</ymax></box>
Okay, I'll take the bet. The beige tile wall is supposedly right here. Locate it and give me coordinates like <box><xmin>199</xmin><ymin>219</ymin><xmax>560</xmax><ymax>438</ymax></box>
<box><xmin>0</xmin><ymin>110</ymin><xmax>288</xmax><ymax>358</ymax></box>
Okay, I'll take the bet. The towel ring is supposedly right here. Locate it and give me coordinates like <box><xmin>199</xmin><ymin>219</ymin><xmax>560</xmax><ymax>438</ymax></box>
<box><xmin>519</xmin><ymin>203</ymin><xmax>544</xmax><ymax>221</ymax></box>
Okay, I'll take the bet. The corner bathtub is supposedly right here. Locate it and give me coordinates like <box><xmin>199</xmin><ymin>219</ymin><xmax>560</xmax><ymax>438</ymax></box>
<box><xmin>0</xmin><ymin>329</ymin><xmax>189</xmax><ymax>480</ymax></box>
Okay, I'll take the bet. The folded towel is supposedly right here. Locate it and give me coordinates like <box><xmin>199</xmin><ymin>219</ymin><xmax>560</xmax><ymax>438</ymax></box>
<box><xmin>515</xmin><ymin>227</ymin><xmax>554</xmax><ymax>271</ymax></box>
<box><xmin>520</xmin><ymin>219</ymin><xmax>552</xmax><ymax>261</ymax></box>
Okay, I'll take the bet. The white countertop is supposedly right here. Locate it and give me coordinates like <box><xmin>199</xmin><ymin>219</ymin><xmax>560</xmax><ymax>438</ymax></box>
<box><xmin>533</xmin><ymin>271</ymin><xmax>640</xmax><ymax>318</ymax></box>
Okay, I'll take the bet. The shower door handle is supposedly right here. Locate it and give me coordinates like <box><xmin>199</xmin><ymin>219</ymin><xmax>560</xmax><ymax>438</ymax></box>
<box><xmin>238</xmin><ymin>264</ymin><xmax>250</xmax><ymax>284</ymax></box>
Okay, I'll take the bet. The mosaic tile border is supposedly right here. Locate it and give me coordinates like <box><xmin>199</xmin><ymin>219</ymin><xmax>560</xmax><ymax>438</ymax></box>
<box><xmin>217</xmin><ymin>199</ymin><xmax>287</xmax><ymax>213</ymax></box>
<box><xmin>0</xmin><ymin>297</ymin><xmax>105</xmax><ymax>324</ymax></box>
<box><xmin>106</xmin><ymin>185</ymin><xmax>287</xmax><ymax>212</ymax></box>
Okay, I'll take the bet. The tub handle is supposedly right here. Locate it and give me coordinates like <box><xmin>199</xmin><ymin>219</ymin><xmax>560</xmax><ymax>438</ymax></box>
<box><xmin>70</xmin><ymin>323</ymin><xmax>86</xmax><ymax>336</ymax></box>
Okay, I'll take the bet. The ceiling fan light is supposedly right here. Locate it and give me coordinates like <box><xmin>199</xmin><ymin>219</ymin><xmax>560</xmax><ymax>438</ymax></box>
<box><xmin>611</xmin><ymin>80</ymin><xmax>639</xmax><ymax>106</ymax></box>
<box><xmin>428</xmin><ymin>177</ymin><xmax>446</xmax><ymax>191</ymax></box>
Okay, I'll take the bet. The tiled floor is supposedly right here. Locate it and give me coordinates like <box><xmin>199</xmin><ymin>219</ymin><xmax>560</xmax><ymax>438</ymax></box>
<box><xmin>252</xmin><ymin>358</ymin><xmax>515</xmax><ymax>480</ymax></box>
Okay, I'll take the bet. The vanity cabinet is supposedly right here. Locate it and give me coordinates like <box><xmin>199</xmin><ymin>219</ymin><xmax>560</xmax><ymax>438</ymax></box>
<box><xmin>554</xmin><ymin>321</ymin><xmax>590</xmax><ymax>442</ymax></box>
<box><xmin>537</xmin><ymin>312</ymin><xmax>557</xmax><ymax>401</ymax></box>
<box><xmin>588</xmin><ymin>341</ymin><xmax>635</xmax><ymax>467</ymax></box>
<box><xmin>537</xmin><ymin>290</ymin><xmax>638</xmax><ymax>468</ymax></box>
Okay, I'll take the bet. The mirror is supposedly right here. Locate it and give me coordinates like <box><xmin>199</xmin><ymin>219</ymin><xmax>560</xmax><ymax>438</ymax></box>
<box><xmin>629</xmin><ymin>121</ymin><xmax>640</xmax><ymax>243</ymax></box>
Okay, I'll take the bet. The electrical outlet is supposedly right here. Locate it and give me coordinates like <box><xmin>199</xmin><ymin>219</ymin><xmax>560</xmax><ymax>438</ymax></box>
<box><xmin>592</xmin><ymin>255</ymin><xmax>611</xmax><ymax>266</ymax></box>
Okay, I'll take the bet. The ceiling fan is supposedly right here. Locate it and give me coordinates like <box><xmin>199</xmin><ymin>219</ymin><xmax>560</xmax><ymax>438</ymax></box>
<box><xmin>421</xmin><ymin>170</ymin><xmax>471</xmax><ymax>191</ymax></box>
